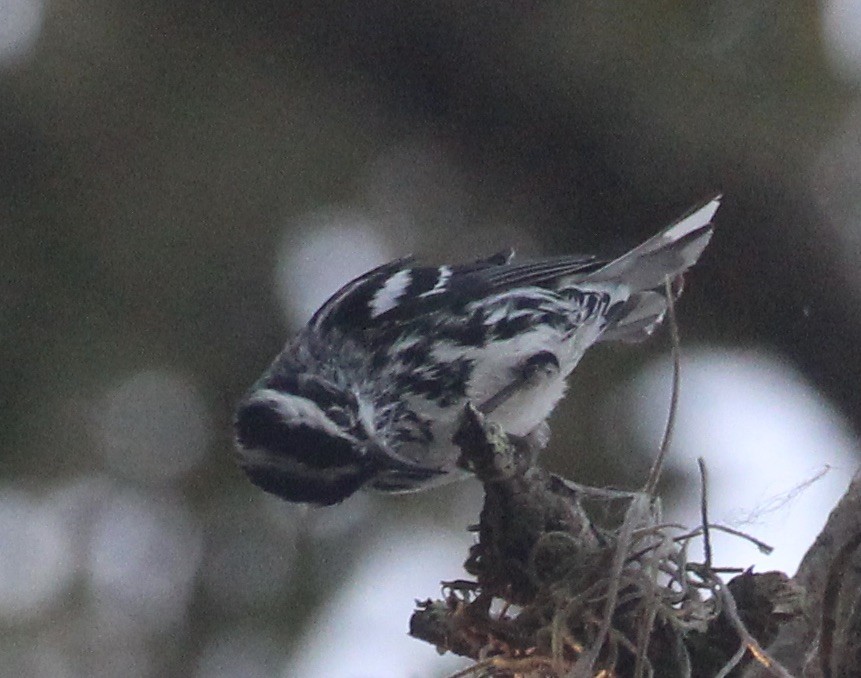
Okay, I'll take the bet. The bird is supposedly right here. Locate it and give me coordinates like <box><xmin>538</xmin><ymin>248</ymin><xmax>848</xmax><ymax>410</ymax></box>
<box><xmin>234</xmin><ymin>196</ymin><xmax>721</xmax><ymax>505</ymax></box>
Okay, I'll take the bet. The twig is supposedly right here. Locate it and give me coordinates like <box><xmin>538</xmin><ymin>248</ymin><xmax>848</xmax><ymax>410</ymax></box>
<box><xmin>715</xmin><ymin>643</ymin><xmax>748</xmax><ymax>678</ymax></box>
<box><xmin>698</xmin><ymin>458</ymin><xmax>713</xmax><ymax>569</ymax></box>
<box><xmin>643</xmin><ymin>276</ymin><xmax>681</xmax><ymax>496</ymax></box>
<box><xmin>634</xmin><ymin>601</ymin><xmax>659</xmax><ymax>678</ymax></box>
<box><xmin>702</xmin><ymin>525</ymin><xmax>773</xmax><ymax>555</ymax></box>
<box><xmin>674</xmin><ymin>524</ymin><xmax>774</xmax><ymax>555</ymax></box>
<box><xmin>570</xmin><ymin>493</ymin><xmax>651</xmax><ymax>676</ymax></box>
<box><xmin>553</xmin><ymin>480</ymin><xmax>642</xmax><ymax>501</ymax></box>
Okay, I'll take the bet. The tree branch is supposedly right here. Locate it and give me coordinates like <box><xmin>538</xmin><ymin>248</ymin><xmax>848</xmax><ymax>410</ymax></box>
<box><xmin>410</xmin><ymin>404</ymin><xmax>810</xmax><ymax>677</ymax></box>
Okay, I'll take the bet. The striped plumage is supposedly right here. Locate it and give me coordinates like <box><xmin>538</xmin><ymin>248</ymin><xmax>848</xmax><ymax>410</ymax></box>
<box><xmin>235</xmin><ymin>197</ymin><xmax>721</xmax><ymax>505</ymax></box>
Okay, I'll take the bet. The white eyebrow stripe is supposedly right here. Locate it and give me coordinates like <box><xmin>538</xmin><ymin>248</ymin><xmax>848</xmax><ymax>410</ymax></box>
<box><xmin>247</xmin><ymin>389</ymin><xmax>344</xmax><ymax>436</ymax></box>
<box><xmin>370</xmin><ymin>269</ymin><xmax>412</xmax><ymax>317</ymax></box>
<box><xmin>420</xmin><ymin>265</ymin><xmax>452</xmax><ymax>297</ymax></box>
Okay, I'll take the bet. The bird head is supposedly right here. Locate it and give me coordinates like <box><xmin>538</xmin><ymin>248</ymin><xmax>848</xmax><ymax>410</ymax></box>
<box><xmin>234</xmin><ymin>372</ymin><xmax>374</xmax><ymax>505</ymax></box>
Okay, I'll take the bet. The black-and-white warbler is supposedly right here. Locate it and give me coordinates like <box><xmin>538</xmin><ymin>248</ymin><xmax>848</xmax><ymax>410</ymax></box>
<box><xmin>235</xmin><ymin>197</ymin><xmax>720</xmax><ymax>505</ymax></box>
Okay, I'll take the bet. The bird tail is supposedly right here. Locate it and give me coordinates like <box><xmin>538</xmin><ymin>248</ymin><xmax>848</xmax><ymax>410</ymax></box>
<box><xmin>587</xmin><ymin>195</ymin><xmax>720</xmax><ymax>343</ymax></box>
<box><xmin>583</xmin><ymin>195</ymin><xmax>720</xmax><ymax>291</ymax></box>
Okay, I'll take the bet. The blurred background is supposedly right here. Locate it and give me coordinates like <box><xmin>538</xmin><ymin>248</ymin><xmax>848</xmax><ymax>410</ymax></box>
<box><xmin>4</xmin><ymin>2</ymin><xmax>861</xmax><ymax>676</ymax></box>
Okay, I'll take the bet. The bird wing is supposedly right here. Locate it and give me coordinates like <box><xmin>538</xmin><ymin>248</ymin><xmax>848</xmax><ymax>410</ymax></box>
<box><xmin>310</xmin><ymin>249</ymin><xmax>600</xmax><ymax>335</ymax></box>
<box><xmin>309</xmin><ymin>195</ymin><xmax>720</xmax><ymax>335</ymax></box>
